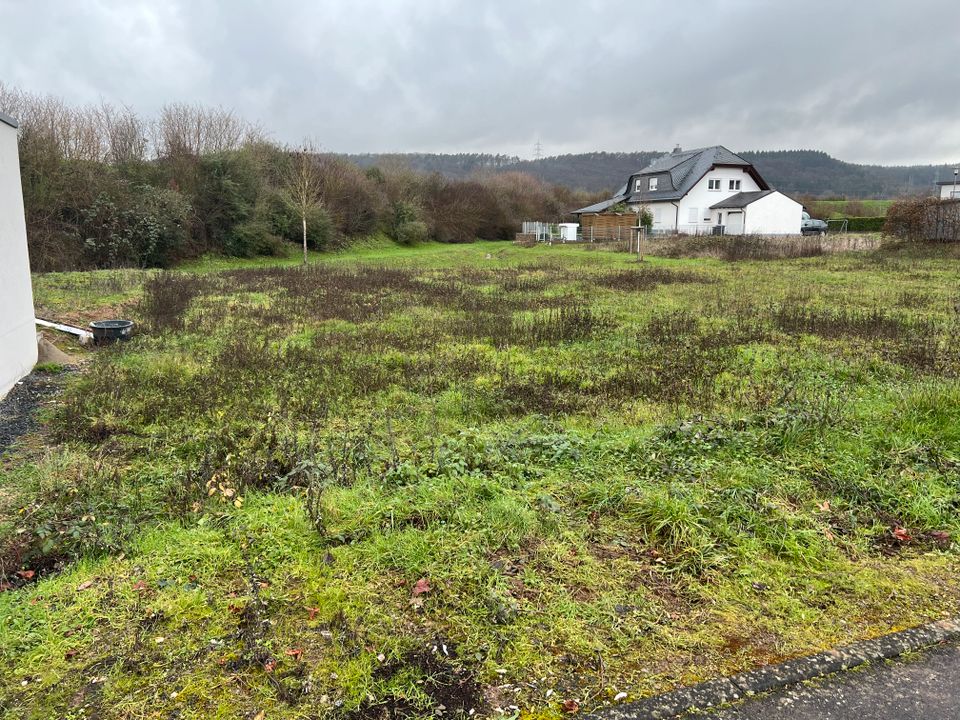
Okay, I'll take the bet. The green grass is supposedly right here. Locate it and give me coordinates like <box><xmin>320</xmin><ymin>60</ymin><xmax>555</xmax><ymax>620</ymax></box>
<box><xmin>807</xmin><ymin>199</ymin><xmax>894</xmax><ymax>220</ymax></box>
<box><xmin>5</xmin><ymin>240</ymin><xmax>960</xmax><ymax>719</ymax></box>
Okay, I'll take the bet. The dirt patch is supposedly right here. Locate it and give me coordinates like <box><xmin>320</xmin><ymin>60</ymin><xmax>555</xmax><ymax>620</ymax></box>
<box><xmin>0</xmin><ymin>369</ymin><xmax>71</xmax><ymax>455</ymax></box>
<box><xmin>348</xmin><ymin>641</ymin><xmax>482</xmax><ymax>720</ymax></box>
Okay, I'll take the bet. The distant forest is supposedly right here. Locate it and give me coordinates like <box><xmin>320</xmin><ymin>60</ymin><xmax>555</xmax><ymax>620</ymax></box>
<box><xmin>346</xmin><ymin>150</ymin><xmax>955</xmax><ymax>199</ymax></box>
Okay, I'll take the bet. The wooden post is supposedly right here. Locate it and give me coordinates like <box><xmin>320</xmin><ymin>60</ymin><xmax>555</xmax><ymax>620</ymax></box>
<box><xmin>302</xmin><ymin>216</ymin><xmax>308</xmax><ymax>264</ymax></box>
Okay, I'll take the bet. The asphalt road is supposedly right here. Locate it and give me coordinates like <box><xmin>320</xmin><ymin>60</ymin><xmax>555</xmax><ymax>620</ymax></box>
<box><xmin>696</xmin><ymin>640</ymin><xmax>960</xmax><ymax>720</ymax></box>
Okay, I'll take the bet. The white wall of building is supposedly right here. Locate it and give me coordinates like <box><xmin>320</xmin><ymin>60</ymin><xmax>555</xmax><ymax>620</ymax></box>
<box><xmin>645</xmin><ymin>201</ymin><xmax>677</xmax><ymax>231</ymax></box>
<box><xmin>677</xmin><ymin>167</ymin><xmax>760</xmax><ymax>234</ymax></box>
<box><xmin>0</xmin><ymin>115</ymin><xmax>37</xmax><ymax>398</ymax></box>
<box><xmin>742</xmin><ymin>192</ymin><xmax>803</xmax><ymax>235</ymax></box>
<box><xmin>630</xmin><ymin>167</ymin><xmax>761</xmax><ymax>234</ymax></box>
<box><xmin>940</xmin><ymin>184</ymin><xmax>960</xmax><ymax>200</ymax></box>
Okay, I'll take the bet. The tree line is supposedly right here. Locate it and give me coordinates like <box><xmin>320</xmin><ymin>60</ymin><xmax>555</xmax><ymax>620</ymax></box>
<box><xmin>346</xmin><ymin>149</ymin><xmax>955</xmax><ymax>198</ymax></box>
<box><xmin>0</xmin><ymin>84</ymin><xmax>599</xmax><ymax>272</ymax></box>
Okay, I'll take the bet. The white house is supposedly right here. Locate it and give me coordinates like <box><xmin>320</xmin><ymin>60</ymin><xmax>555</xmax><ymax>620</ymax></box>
<box><xmin>936</xmin><ymin>180</ymin><xmax>960</xmax><ymax>200</ymax></box>
<box><xmin>574</xmin><ymin>145</ymin><xmax>803</xmax><ymax>235</ymax></box>
<box><xmin>0</xmin><ymin>111</ymin><xmax>37</xmax><ymax>398</ymax></box>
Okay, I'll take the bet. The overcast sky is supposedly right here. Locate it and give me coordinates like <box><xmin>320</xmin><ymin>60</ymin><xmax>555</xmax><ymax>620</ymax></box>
<box><xmin>2</xmin><ymin>0</ymin><xmax>959</xmax><ymax>164</ymax></box>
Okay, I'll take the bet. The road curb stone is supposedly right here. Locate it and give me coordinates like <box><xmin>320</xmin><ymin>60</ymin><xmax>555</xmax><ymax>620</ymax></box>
<box><xmin>588</xmin><ymin>617</ymin><xmax>960</xmax><ymax>720</ymax></box>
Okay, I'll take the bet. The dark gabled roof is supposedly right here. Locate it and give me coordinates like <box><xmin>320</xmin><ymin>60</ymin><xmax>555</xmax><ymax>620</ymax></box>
<box><xmin>572</xmin><ymin>180</ymin><xmax>631</xmax><ymax>214</ymax></box>
<box><xmin>571</xmin><ymin>197</ymin><xmax>621</xmax><ymax>214</ymax></box>
<box><xmin>621</xmin><ymin>145</ymin><xmax>764</xmax><ymax>203</ymax></box>
<box><xmin>710</xmin><ymin>190</ymin><xmax>774</xmax><ymax>209</ymax></box>
<box><xmin>572</xmin><ymin>146</ymin><xmax>769</xmax><ymax>213</ymax></box>
<box><xmin>0</xmin><ymin>111</ymin><xmax>18</xmax><ymax>129</ymax></box>
<box><xmin>936</xmin><ymin>180</ymin><xmax>960</xmax><ymax>185</ymax></box>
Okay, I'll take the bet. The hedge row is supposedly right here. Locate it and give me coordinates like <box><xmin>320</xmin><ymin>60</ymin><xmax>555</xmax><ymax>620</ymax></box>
<box><xmin>842</xmin><ymin>216</ymin><xmax>886</xmax><ymax>232</ymax></box>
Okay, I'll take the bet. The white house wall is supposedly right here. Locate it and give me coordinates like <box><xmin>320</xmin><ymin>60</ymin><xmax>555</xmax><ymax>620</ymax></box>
<box><xmin>940</xmin><ymin>185</ymin><xmax>960</xmax><ymax>200</ymax></box>
<box><xmin>630</xmin><ymin>167</ymin><xmax>761</xmax><ymax>234</ymax></box>
<box><xmin>0</xmin><ymin>118</ymin><xmax>37</xmax><ymax>398</ymax></box>
<box><xmin>645</xmin><ymin>201</ymin><xmax>678</xmax><ymax>231</ymax></box>
<box><xmin>743</xmin><ymin>192</ymin><xmax>803</xmax><ymax>235</ymax></box>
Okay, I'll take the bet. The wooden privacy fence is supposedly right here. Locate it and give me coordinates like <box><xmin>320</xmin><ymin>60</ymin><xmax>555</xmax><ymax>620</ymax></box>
<box><xmin>578</xmin><ymin>212</ymin><xmax>641</xmax><ymax>242</ymax></box>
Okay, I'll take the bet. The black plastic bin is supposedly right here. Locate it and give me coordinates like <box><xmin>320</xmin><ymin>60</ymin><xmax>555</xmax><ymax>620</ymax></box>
<box><xmin>90</xmin><ymin>320</ymin><xmax>134</xmax><ymax>345</ymax></box>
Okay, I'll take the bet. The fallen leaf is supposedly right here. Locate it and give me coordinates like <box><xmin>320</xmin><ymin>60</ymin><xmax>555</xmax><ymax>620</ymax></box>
<box><xmin>562</xmin><ymin>699</ymin><xmax>580</xmax><ymax>714</ymax></box>
<box><xmin>930</xmin><ymin>530</ymin><xmax>951</xmax><ymax>545</ymax></box>
<box><xmin>64</xmin><ymin>649</ymin><xmax>78</xmax><ymax>660</ymax></box>
<box><xmin>412</xmin><ymin>578</ymin><xmax>431</xmax><ymax>596</ymax></box>
<box><xmin>824</xmin><ymin>528</ymin><xmax>835</xmax><ymax>541</ymax></box>
<box><xmin>131</xmin><ymin>580</ymin><xmax>149</xmax><ymax>593</ymax></box>
<box><xmin>817</xmin><ymin>500</ymin><xmax>831</xmax><ymax>512</ymax></box>
<box><xmin>263</xmin><ymin>659</ymin><xmax>276</xmax><ymax>673</ymax></box>
<box><xmin>307</xmin><ymin>606</ymin><xmax>321</xmax><ymax>620</ymax></box>
<box><xmin>16</xmin><ymin>569</ymin><xmax>35</xmax><ymax>580</ymax></box>
<box><xmin>253</xmin><ymin>712</ymin><xmax>266</xmax><ymax>720</ymax></box>
<box><xmin>77</xmin><ymin>580</ymin><xmax>94</xmax><ymax>592</ymax></box>
<box><xmin>285</xmin><ymin>648</ymin><xmax>303</xmax><ymax>660</ymax></box>
<box><xmin>893</xmin><ymin>526</ymin><xmax>912</xmax><ymax>543</ymax></box>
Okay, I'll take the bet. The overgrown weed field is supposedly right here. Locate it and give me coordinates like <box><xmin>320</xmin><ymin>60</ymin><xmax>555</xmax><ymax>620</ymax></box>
<box><xmin>4</xmin><ymin>240</ymin><xmax>960</xmax><ymax>719</ymax></box>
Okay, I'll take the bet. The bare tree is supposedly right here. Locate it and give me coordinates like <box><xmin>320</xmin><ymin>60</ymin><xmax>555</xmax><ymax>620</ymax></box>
<box><xmin>98</xmin><ymin>101</ymin><xmax>147</xmax><ymax>164</ymax></box>
<box><xmin>282</xmin><ymin>141</ymin><xmax>324</xmax><ymax>263</ymax></box>
<box><xmin>153</xmin><ymin>102</ymin><xmax>252</xmax><ymax>158</ymax></box>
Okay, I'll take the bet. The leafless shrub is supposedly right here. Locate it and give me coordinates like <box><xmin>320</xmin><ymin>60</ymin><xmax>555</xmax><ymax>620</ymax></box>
<box><xmin>97</xmin><ymin>102</ymin><xmax>148</xmax><ymax>164</ymax></box>
<box><xmin>153</xmin><ymin>102</ymin><xmax>255</xmax><ymax>158</ymax></box>
<box><xmin>885</xmin><ymin>198</ymin><xmax>960</xmax><ymax>242</ymax></box>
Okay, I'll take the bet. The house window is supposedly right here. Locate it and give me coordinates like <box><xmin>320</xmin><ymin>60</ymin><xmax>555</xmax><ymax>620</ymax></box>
<box><xmin>688</xmin><ymin>207</ymin><xmax>698</xmax><ymax>224</ymax></box>
<box><xmin>703</xmin><ymin>207</ymin><xmax>712</xmax><ymax>222</ymax></box>
<box><xmin>653</xmin><ymin>206</ymin><xmax>662</xmax><ymax>223</ymax></box>
<box><xmin>648</xmin><ymin>177</ymin><xmax>658</xmax><ymax>191</ymax></box>
<box><xmin>635</xmin><ymin>179</ymin><xmax>642</xmax><ymax>192</ymax></box>
<box><xmin>708</xmin><ymin>178</ymin><xmax>721</xmax><ymax>191</ymax></box>
<box><xmin>729</xmin><ymin>179</ymin><xmax>741</xmax><ymax>191</ymax></box>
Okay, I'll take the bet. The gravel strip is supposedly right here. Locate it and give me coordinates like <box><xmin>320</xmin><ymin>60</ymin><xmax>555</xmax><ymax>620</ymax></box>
<box><xmin>588</xmin><ymin>618</ymin><xmax>960</xmax><ymax>720</ymax></box>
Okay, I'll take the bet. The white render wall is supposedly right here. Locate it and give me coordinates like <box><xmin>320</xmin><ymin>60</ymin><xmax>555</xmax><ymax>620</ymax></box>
<box><xmin>742</xmin><ymin>192</ymin><xmax>803</xmax><ymax>235</ymax></box>
<box><xmin>631</xmin><ymin>167</ymin><xmax>761</xmax><ymax>233</ymax></box>
<box><xmin>0</xmin><ymin>117</ymin><xmax>37</xmax><ymax>398</ymax></box>
<box><xmin>940</xmin><ymin>185</ymin><xmax>960</xmax><ymax>200</ymax></box>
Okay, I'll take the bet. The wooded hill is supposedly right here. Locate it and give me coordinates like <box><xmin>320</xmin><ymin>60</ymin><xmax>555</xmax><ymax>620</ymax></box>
<box><xmin>346</xmin><ymin>149</ymin><xmax>954</xmax><ymax>198</ymax></box>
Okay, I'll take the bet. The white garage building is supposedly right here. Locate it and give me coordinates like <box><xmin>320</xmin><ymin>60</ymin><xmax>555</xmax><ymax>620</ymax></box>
<box><xmin>0</xmin><ymin>111</ymin><xmax>37</xmax><ymax>398</ymax></box>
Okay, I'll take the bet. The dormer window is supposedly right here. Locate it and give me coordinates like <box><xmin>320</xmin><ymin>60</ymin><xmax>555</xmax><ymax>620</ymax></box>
<box><xmin>635</xmin><ymin>179</ymin><xmax>642</xmax><ymax>192</ymax></box>
<box><xmin>648</xmin><ymin>177</ymin><xmax>658</xmax><ymax>191</ymax></box>
<box><xmin>708</xmin><ymin>179</ymin><xmax>721</xmax><ymax>191</ymax></box>
<box><xmin>729</xmin><ymin>179</ymin><xmax>741</xmax><ymax>191</ymax></box>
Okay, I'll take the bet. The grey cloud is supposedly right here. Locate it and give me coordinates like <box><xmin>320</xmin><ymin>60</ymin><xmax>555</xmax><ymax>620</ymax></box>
<box><xmin>2</xmin><ymin>0</ymin><xmax>959</xmax><ymax>163</ymax></box>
